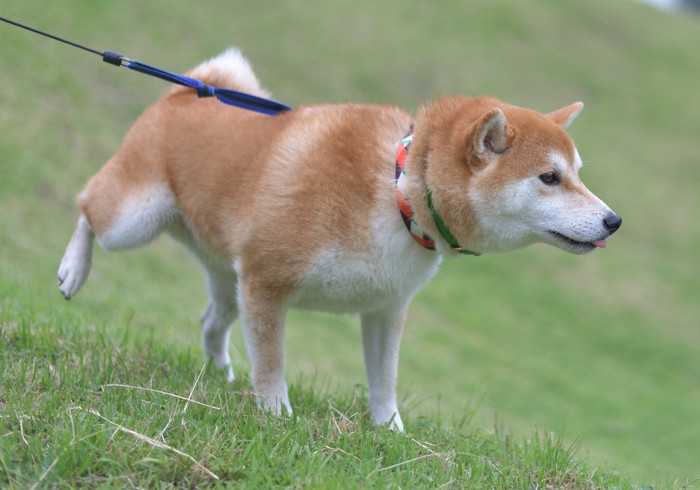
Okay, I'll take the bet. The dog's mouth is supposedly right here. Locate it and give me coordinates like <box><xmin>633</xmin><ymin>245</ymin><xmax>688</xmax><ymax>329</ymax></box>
<box><xmin>547</xmin><ymin>230</ymin><xmax>607</xmax><ymax>252</ymax></box>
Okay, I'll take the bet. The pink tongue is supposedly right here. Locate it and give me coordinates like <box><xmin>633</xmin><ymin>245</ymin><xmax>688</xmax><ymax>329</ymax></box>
<box><xmin>592</xmin><ymin>240</ymin><xmax>607</xmax><ymax>248</ymax></box>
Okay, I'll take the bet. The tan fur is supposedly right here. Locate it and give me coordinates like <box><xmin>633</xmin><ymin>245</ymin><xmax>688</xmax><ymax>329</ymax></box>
<box><xmin>58</xmin><ymin>50</ymin><xmax>620</xmax><ymax>429</ymax></box>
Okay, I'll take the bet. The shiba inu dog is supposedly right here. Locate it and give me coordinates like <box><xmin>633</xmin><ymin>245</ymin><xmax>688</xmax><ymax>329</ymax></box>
<box><xmin>58</xmin><ymin>49</ymin><xmax>621</xmax><ymax>431</ymax></box>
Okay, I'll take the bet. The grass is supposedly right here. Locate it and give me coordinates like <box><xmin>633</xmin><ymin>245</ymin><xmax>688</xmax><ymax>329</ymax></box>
<box><xmin>1</xmin><ymin>308</ymin><xmax>635</xmax><ymax>488</ymax></box>
<box><xmin>1</xmin><ymin>0</ymin><xmax>700</xmax><ymax>487</ymax></box>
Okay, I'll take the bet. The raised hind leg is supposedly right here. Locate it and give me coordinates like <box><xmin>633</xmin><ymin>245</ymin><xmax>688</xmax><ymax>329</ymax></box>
<box><xmin>57</xmin><ymin>156</ymin><xmax>177</xmax><ymax>300</ymax></box>
<box><xmin>58</xmin><ymin>214</ymin><xmax>95</xmax><ymax>299</ymax></box>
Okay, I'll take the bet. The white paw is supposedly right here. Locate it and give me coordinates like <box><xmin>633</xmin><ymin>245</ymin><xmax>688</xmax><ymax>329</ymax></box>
<box><xmin>256</xmin><ymin>390</ymin><xmax>293</xmax><ymax>417</ymax></box>
<box><xmin>208</xmin><ymin>350</ymin><xmax>235</xmax><ymax>383</ymax></box>
<box><xmin>58</xmin><ymin>216</ymin><xmax>94</xmax><ymax>300</ymax></box>
<box><xmin>57</xmin><ymin>250</ymin><xmax>92</xmax><ymax>300</ymax></box>
<box><xmin>387</xmin><ymin>414</ymin><xmax>404</xmax><ymax>432</ymax></box>
<box><xmin>372</xmin><ymin>408</ymin><xmax>404</xmax><ymax>432</ymax></box>
<box><xmin>225</xmin><ymin>365</ymin><xmax>235</xmax><ymax>383</ymax></box>
<box><xmin>215</xmin><ymin>355</ymin><xmax>235</xmax><ymax>383</ymax></box>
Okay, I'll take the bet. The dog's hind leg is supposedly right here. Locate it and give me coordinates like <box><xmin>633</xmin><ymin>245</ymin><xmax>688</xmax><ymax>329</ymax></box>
<box><xmin>58</xmin><ymin>214</ymin><xmax>95</xmax><ymax>300</ymax></box>
<box><xmin>58</xmin><ymin>152</ymin><xmax>177</xmax><ymax>299</ymax></box>
<box><xmin>237</xmin><ymin>276</ymin><xmax>292</xmax><ymax>416</ymax></box>
<box><xmin>167</xmin><ymin>223</ymin><xmax>240</xmax><ymax>382</ymax></box>
<box><xmin>361</xmin><ymin>304</ymin><xmax>409</xmax><ymax>431</ymax></box>
<box><xmin>200</xmin><ymin>263</ymin><xmax>239</xmax><ymax>382</ymax></box>
<box><xmin>88</xmin><ymin>184</ymin><xmax>177</xmax><ymax>252</ymax></box>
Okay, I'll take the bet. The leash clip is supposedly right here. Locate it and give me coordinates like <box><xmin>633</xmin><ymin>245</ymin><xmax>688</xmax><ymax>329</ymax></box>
<box><xmin>102</xmin><ymin>50</ymin><xmax>127</xmax><ymax>67</ymax></box>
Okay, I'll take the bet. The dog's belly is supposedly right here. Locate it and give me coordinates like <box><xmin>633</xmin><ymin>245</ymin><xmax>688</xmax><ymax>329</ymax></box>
<box><xmin>291</xmin><ymin>248</ymin><xmax>440</xmax><ymax>313</ymax></box>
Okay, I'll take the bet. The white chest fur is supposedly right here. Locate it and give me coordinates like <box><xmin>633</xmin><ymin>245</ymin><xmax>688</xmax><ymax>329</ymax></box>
<box><xmin>291</xmin><ymin>211</ymin><xmax>442</xmax><ymax>313</ymax></box>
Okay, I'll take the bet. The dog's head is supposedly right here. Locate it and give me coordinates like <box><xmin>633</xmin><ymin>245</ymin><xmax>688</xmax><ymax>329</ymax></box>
<box><xmin>418</xmin><ymin>96</ymin><xmax>621</xmax><ymax>255</ymax></box>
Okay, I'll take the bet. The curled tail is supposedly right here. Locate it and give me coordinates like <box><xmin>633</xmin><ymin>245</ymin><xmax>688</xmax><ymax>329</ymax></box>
<box><xmin>174</xmin><ymin>48</ymin><xmax>272</xmax><ymax>99</ymax></box>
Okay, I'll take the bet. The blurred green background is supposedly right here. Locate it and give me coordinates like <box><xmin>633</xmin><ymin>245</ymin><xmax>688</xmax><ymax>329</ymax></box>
<box><xmin>1</xmin><ymin>0</ymin><xmax>698</xmax><ymax>482</ymax></box>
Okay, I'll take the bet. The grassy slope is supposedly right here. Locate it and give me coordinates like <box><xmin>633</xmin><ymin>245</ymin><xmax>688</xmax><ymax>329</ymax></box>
<box><xmin>1</xmin><ymin>0</ymin><xmax>699</xmax><ymax>485</ymax></box>
<box><xmin>1</xmin><ymin>314</ymin><xmax>636</xmax><ymax>489</ymax></box>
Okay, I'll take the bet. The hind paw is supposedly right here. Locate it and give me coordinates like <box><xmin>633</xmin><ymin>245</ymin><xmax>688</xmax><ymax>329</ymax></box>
<box><xmin>58</xmin><ymin>254</ymin><xmax>91</xmax><ymax>300</ymax></box>
<box><xmin>58</xmin><ymin>216</ymin><xmax>94</xmax><ymax>300</ymax></box>
<box><xmin>211</xmin><ymin>352</ymin><xmax>235</xmax><ymax>383</ymax></box>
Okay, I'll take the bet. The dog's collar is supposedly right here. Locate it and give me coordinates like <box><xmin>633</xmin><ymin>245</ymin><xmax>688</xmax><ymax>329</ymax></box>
<box><xmin>395</xmin><ymin>131</ymin><xmax>480</xmax><ymax>256</ymax></box>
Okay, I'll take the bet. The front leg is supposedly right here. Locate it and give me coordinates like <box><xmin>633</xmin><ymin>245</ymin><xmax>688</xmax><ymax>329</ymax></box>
<box><xmin>361</xmin><ymin>304</ymin><xmax>408</xmax><ymax>431</ymax></box>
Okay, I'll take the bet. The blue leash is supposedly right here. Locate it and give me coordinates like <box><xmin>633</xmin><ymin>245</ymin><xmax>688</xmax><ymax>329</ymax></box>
<box><xmin>102</xmin><ymin>51</ymin><xmax>293</xmax><ymax>115</ymax></box>
<box><xmin>1</xmin><ymin>16</ymin><xmax>293</xmax><ymax>116</ymax></box>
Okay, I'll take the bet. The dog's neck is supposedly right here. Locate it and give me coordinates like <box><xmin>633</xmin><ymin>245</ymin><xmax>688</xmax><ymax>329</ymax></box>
<box><xmin>395</xmin><ymin>131</ymin><xmax>480</xmax><ymax>256</ymax></box>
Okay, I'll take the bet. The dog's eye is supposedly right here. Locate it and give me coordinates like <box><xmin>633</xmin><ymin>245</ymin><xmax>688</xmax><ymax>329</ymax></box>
<box><xmin>539</xmin><ymin>172</ymin><xmax>560</xmax><ymax>185</ymax></box>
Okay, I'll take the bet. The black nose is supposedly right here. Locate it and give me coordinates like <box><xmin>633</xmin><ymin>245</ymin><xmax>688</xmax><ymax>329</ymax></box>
<box><xmin>603</xmin><ymin>213</ymin><xmax>622</xmax><ymax>233</ymax></box>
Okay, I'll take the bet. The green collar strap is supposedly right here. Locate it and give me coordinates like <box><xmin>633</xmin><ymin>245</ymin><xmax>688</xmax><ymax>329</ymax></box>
<box><xmin>396</xmin><ymin>131</ymin><xmax>480</xmax><ymax>256</ymax></box>
<box><xmin>426</xmin><ymin>190</ymin><xmax>480</xmax><ymax>256</ymax></box>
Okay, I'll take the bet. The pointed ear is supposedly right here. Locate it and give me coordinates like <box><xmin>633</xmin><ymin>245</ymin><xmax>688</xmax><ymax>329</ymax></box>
<box><xmin>547</xmin><ymin>102</ymin><xmax>584</xmax><ymax>129</ymax></box>
<box><xmin>474</xmin><ymin>108</ymin><xmax>511</xmax><ymax>156</ymax></box>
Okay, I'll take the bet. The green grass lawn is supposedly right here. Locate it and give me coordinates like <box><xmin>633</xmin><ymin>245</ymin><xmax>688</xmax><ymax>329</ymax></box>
<box><xmin>2</xmin><ymin>0</ymin><xmax>699</xmax><ymax>486</ymax></box>
<box><xmin>1</xmin><ymin>310</ymin><xmax>640</xmax><ymax>488</ymax></box>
